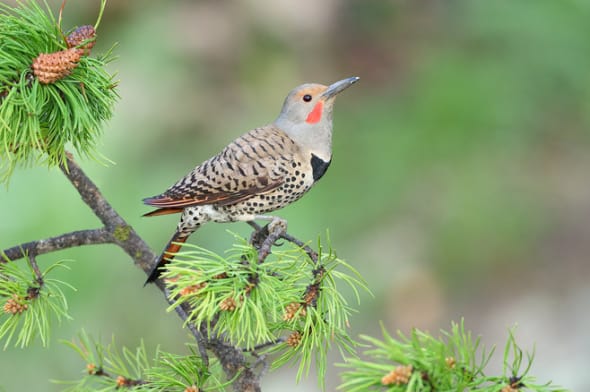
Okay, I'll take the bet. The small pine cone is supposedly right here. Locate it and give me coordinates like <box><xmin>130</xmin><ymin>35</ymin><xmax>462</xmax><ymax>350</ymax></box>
<box><xmin>303</xmin><ymin>284</ymin><xmax>319</xmax><ymax>306</ymax></box>
<box><xmin>3</xmin><ymin>294</ymin><xmax>28</xmax><ymax>315</ymax></box>
<box><xmin>445</xmin><ymin>356</ymin><xmax>456</xmax><ymax>368</ymax></box>
<box><xmin>164</xmin><ymin>275</ymin><xmax>180</xmax><ymax>284</ymax></box>
<box><xmin>115</xmin><ymin>376</ymin><xmax>127</xmax><ymax>388</ymax></box>
<box><xmin>32</xmin><ymin>48</ymin><xmax>82</xmax><ymax>84</ymax></box>
<box><xmin>283</xmin><ymin>302</ymin><xmax>306</xmax><ymax>321</ymax></box>
<box><xmin>502</xmin><ymin>377</ymin><xmax>524</xmax><ymax>392</ymax></box>
<box><xmin>244</xmin><ymin>282</ymin><xmax>256</xmax><ymax>295</ymax></box>
<box><xmin>286</xmin><ymin>331</ymin><xmax>302</xmax><ymax>348</ymax></box>
<box><xmin>86</xmin><ymin>363</ymin><xmax>96</xmax><ymax>375</ymax></box>
<box><xmin>213</xmin><ymin>272</ymin><xmax>228</xmax><ymax>280</ymax></box>
<box><xmin>381</xmin><ymin>365</ymin><xmax>413</xmax><ymax>386</ymax></box>
<box><xmin>180</xmin><ymin>282</ymin><xmax>207</xmax><ymax>296</ymax></box>
<box><xmin>66</xmin><ymin>25</ymin><xmax>96</xmax><ymax>55</ymax></box>
<box><xmin>184</xmin><ymin>385</ymin><xmax>199</xmax><ymax>392</ymax></box>
<box><xmin>219</xmin><ymin>297</ymin><xmax>237</xmax><ymax>312</ymax></box>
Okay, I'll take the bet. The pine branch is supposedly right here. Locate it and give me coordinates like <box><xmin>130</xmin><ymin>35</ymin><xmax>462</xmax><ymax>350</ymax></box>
<box><xmin>248</xmin><ymin>221</ymin><xmax>318</xmax><ymax>263</ymax></box>
<box><xmin>1</xmin><ymin>228</ymin><xmax>112</xmax><ymax>263</ymax></box>
<box><xmin>58</xmin><ymin>153</ymin><xmax>155</xmax><ymax>274</ymax></box>
<box><xmin>1</xmin><ymin>154</ymin><xmax>266</xmax><ymax>391</ymax></box>
<box><xmin>1</xmin><ymin>154</ymin><xmax>156</xmax><ymax>279</ymax></box>
<box><xmin>0</xmin><ymin>0</ymin><xmax>118</xmax><ymax>183</ymax></box>
<box><xmin>208</xmin><ymin>339</ymin><xmax>262</xmax><ymax>392</ymax></box>
<box><xmin>337</xmin><ymin>321</ymin><xmax>567</xmax><ymax>392</ymax></box>
<box><xmin>162</xmin><ymin>233</ymin><xmax>366</xmax><ymax>389</ymax></box>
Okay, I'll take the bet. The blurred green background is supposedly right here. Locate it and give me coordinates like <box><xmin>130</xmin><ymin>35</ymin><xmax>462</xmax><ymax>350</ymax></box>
<box><xmin>2</xmin><ymin>0</ymin><xmax>589</xmax><ymax>390</ymax></box>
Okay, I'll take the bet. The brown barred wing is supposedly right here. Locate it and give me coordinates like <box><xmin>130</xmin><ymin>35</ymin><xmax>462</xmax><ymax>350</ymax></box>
<box><xmin>143</xmin><ymin>126</ymin><xmax>299</xmax><ymax>212</ymax></box>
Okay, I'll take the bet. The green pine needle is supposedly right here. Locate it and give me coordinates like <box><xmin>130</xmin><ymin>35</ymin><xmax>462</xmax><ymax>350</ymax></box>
<box><xmin>337</xmin><ymin>320</ymin><xmax>568</xmax><ymax>392</ymax></box>
<box><xmin>0</xmin><ymin>258</ymin><xmax>74</xmax><ymax>348</ymax></box>
<box><xmin>164</xmin><ymin>232</ymin><xmax>371</xmax><ymax>389</ymax></box>
<box><xmin>141</xmin><ymin>348</ymin><xmax>228</xmax><ymax>391</ymax></box>
<box><xmin>59</xmin><ymin>333</ymin><xmax>225</xmax><ymax>392</ymax></box>
<box><xmin>0</xmin><ymin>0</ymin><xmax>118</xmax><ymax>183</ymax></box>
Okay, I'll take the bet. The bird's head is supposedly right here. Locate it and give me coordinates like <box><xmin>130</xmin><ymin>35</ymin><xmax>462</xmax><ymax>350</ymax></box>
<box><xmin>276</xmin><ymin>76</ymin><xmax>359</xmax><ymax>126</ymax></box>
<box><xmin>274</xmin><ymin>76</ymin><xmax>359</xmax><ymax>158</ymax></box>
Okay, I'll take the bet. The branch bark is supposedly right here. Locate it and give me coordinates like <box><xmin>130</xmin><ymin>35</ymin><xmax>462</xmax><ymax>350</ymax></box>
<box><xmin>1</xmin><ymin>154</ymin><xmax>263</xmax><ymax>392</ymax></box>
<box><xmin>59</xmin><ymin>154</ymin><xmax>155</xmax><ymax>273</ymax></box>
<box><xmin>2</xmin><ymin>228</ymin><xmax>112</xmax><ymax>263</ymax></box>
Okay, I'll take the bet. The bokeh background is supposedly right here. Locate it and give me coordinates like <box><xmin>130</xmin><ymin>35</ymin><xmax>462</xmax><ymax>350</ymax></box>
<box><xmin>2</xmin><ymin>0</ymin><xmax>589</xmax><ymax>390</ymax></box>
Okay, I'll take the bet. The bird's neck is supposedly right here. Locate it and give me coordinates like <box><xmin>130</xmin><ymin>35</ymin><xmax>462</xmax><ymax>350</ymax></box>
<box><xmin>274</xmin><ymin>118</ymin><xmax>333</xmax><ymax>162</ymax></box>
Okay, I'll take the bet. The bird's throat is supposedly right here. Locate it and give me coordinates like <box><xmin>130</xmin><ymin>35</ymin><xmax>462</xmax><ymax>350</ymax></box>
<box><xmin>305</xmin><ymin>101</ymin><xmax>324</xmax><ymax>124</ymax></box>
<box><xmin>311</xmin><ymin>153</ymin><xmax>331</xmax><ymax>182</ymax></box>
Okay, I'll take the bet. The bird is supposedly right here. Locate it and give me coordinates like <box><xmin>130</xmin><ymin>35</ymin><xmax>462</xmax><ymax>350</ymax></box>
<box><xmin>143</xmin><ymin>76</ymin><xmax>359</xmax><ymax>284</ymax></box>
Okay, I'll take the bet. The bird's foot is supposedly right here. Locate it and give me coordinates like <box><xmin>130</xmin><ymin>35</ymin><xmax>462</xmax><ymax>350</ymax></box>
<box><xmin>249</xmin><ymin>216</ymin><xmax>287</xmax><ymax>263</ymax></box>
<box><xmin>267</xmin><ymin>217</ymin><xmax>287</xmax><ymax>236</ymax></box>
<box><xmin>248</xmin><ymin>221</ymin><xmax>268</xmax><ymax>248</ymax></box>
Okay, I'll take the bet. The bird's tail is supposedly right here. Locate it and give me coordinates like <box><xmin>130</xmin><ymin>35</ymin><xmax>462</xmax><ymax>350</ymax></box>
<box><xmin>144</xmin><ymin>231</ymin><xmax>188</xmax><ymax>285</ymax></box>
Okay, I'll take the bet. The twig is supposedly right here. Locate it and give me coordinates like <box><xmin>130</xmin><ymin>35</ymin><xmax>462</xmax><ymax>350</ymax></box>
<box><xmin>26</xmin><ymin>253</ymin><xmax>43</xmax><ymax>284</ymax></box>
<box><xmin>244</xmin><ymin>337</ymin><xmax>286</xmax><ymax>352</ymax></box>
<box><xmin>280</xmin><ymin>232</ymin><xmax>318</xmax><ymax>263</ymax></box>
<box><xmin>167</xmin><ymin>291</ymin><xmax>209</xmax><ymax>366</ymax></box>
<box><xmin>257</xmin><ymin>219</ymin><xmax>286</xmax><ymax>263</ymax></box>
<box><xmin>2</xmin><ymin>228</ymin><xmax>112</xmax><ymax>263</ymax></box>
<box><xmin>89</xmin><ymin>366</ymin><xmax>146</xmax><ymax>388</ymax></box>
<box><xmin>247</xmin><ymin>221</ymin><xmax>318</xmax><ymax>263</ymax></box>
<box><xmin>251</xmin><ymin>351</ymin><xmax>271</xmax><ymax>381</ymax></box>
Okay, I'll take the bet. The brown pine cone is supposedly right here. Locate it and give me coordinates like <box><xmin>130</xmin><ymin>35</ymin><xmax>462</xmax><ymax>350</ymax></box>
<box><xmin>283</xmin><ymin>302</ymin><xmax>306</xmax><ymax>321</ymax></box>
<box><xmin>381</xmin><ymin>365</ymin><xmax>413</xmax><ymax>385</ymax></box>
<box><xmin>219</xmin><ymin>297</ymin><xmax>237</xmax><ymax>312</ymax></box>
<box><xmin>32</xmin><ymin>48</ymin><xmax>82</xmax><ymax>84</ymax></box>
<box><xmin>286</xmin><ymin>331</ymin><xmax>302</xmax><ymax>348</ymax></box>
<box><xmin>66</xmin><ymin>25</ymin><xmax>96</xmax><ymax>55</ymax></box>
<box><xmin>3</xmin><ymin>294</ymin><xmax>28</xmax><ymax>315</ymax></box>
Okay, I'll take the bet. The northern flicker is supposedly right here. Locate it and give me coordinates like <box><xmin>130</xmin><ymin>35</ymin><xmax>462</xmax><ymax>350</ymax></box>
<box><xmin>143</xmin><ymin>76</ymin><xmax>359</xmax><ymax>284</ymax></box>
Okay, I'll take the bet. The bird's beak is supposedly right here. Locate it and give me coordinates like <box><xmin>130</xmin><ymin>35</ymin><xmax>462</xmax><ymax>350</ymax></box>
<box><xmin>321</xmin><ymin>76</ymin><xmax>360</xmax><ymax>100</ymax></box>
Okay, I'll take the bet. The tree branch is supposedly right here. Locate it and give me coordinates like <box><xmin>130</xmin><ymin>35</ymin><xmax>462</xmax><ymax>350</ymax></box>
<box><xmin>248</xmin><ymin>221</ymin><xmax>318</xmax><ymax>262</ymax></box>
<box><xmin>1</xmin><ymin>153</ymin><xmax>265</xmax><ymax>392</ymax></box>
<box><xmin>59</xmin><ymin>153</ymin><xmax>155</xmax><ymax>273</ymax></box>
<box><xmin>2</xmin><ymin>228</ymin><xmax>112</xmax><ymax>263</ymax></box>
<box><xmin>208</xmin><ymin>338</ymin><xmax>261</xmax><ymax>392</ymax></box>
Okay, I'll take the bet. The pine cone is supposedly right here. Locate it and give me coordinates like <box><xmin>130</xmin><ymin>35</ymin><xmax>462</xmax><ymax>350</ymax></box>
<box><xmin>219</xmin><ymin>297</ymin><xmax>237</xmax><ymax>312</ymax></box>
<box><xmin>303</xmin><ymin>283</ymin><xmax>319</xmax><ymax>306</ymax></box>
<box><xmin>445</xmin><ymin>356</ymin><xmax>456</xmax><ymax>368</ymax></box>
<box><xmin>184</xmin><ymin>386</ymin><xmax>199</xmax><ymax>392</ymax></box>
<box><xmin>3</xmin><ymin>294</ymin><xmax>28</xmax><ymax>315</ymax></box>
<box><xmin>66</xmin><ymin>25</ymin><xmax>96</xmax><ymax>55</ymax></box>
<box><xmin>286</xmin><ymin>331</ymin><xmax>302</xmax><ymax>348</ymax></box>
<box><xmin>381</xmin><ymin>365</ymin><xmax>413</xmax><ymax>385</ymax></box>
<box><xmin>32</xmin><ymin>48</ymin><xmax>82</xmax><ymax>84</ymax></box>
<box><xmin>179</xmin><ymin>282</ymin><xmax>207</xmax><ymax>296</ymax></box>
<box><xmin>283</xmin><ymin>302</ymin><xmax>306</xmax><ymax>321</ymax></box>
<box><xmin>86</xmin><ymin>363</ymin><xmax>97</xmax><ymax>375</ymax></box>
<box><xmin>115</xmin><ymin>376</ymin><xmax>128</xmax><ymax>388</ymax></box>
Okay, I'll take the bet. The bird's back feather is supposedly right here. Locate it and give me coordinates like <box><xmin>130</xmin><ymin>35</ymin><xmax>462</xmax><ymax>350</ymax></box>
<box><xmin>143</xmin><ymin>125</ymin><xmax>301</xmax><ymax>210</ymax></box>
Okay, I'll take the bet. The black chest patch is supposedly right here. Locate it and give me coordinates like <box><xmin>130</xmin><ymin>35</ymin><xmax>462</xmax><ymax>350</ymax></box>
<box><xmin>311</xmin><ymin>154</ymin><xmax>331</xmax><ymax>182</ymax></box>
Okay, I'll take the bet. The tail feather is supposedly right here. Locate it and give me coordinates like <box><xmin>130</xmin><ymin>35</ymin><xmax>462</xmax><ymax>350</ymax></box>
<box><xmin>143</xmin><ymin>207</ymin><xmax>184</xmax><ymax>217</ymax></box>
<box><xmin>144</xmin><ymin>232</ymin><xmax>188</xmax><ymax>285</ymax></box>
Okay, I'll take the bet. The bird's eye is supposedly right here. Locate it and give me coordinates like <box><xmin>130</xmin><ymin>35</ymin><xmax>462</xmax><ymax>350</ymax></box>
<box><xmin>302</xmin><ymin>94</ymin><xmax>312</xmax><ymax>102</ymax></box>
